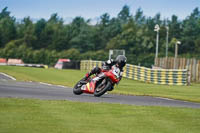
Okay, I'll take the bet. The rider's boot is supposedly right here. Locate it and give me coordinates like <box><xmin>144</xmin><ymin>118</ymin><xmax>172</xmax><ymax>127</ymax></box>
<box><xmin>108</xmin><ymin>86</ymin><xmax>114</xmax><ymax>91</ymax></box>
<box><xmin>83</xmin><ymin>67</ymin><xmax>101</xmax><ymax>81</ymax></box>
<box><xmin>83</xmin><ymin>72</ymin><xmax>91</xmax><ymax>81</ymax></box>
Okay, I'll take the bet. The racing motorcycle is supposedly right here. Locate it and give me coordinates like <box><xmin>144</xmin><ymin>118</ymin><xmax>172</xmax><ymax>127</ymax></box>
<box><xmin>73</xmin><ymin>66</ymin><xmax>122</xmax><ymax>97</ymax></box>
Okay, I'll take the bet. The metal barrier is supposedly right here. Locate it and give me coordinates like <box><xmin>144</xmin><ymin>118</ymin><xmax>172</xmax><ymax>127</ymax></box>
<box><xmin>80</xmin><ymin>60</ymin><xmax>189</xmax><ymax>86</ymax></box>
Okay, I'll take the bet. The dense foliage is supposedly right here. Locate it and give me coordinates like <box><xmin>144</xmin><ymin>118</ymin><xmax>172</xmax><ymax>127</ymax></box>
<box><xmin>0</xmin><ymin>6</ymin><xmax>200</xmax><ymax>67</ymax></box>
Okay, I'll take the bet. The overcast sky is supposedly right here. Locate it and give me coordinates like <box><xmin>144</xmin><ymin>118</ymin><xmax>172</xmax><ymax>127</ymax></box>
<box><xmin>1</xmin><ymin>0</ymin><xmax>200</xmax><ymax>20</ymax></box>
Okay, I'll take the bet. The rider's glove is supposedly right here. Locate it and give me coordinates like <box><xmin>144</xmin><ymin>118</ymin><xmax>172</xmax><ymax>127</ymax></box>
<box><xmin>116</xmin><ymin>72</ymin><xmax>123</xmax><ymax>85</ymax></box>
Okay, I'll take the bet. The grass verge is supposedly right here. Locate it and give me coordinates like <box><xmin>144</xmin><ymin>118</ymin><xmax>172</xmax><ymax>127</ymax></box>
<box><xmin>0</xmin><ymin>66</ymin><xmax>200</xmax><ymax>102</ymax></box>
<box><xmin>0</xmin><ymin>98</ymin><xmax>200</xmax><ymax>133</ymax></box>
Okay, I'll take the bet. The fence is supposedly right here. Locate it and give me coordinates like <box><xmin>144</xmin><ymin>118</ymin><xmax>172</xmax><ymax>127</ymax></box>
<box><xmin>80</xmin><ymin>60</ymin><xmax>189</xmax><ymax>86</ymax></box>
<box><xmin>155</xmin><ymin>57</ymin><xmax>200</xmax><ymax>82</ymax></box>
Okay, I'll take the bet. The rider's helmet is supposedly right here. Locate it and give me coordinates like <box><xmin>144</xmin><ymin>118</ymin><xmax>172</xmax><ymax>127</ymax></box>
<box><xmin>115</xmin><ymin>55</ymin><xmax>127</xmax><ymax>68</ymax></box>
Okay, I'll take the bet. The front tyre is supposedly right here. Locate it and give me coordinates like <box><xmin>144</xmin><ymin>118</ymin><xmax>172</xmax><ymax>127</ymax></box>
<box><xmin>94</xmin><ymin>79</ymin><xmax>112</xmax><ymax>97</ymax></box>
<box><xmin>73</xmin><ymin>81</ymin><xmax>84</xmax><ymax>95</ymax></box>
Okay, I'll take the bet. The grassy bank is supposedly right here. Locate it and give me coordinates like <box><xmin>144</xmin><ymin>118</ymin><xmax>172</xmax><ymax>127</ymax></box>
<box><xmin>0</xmin><ymin>98</ymin><xmax>200</xmax><ymax>133</ymax></box>
<box><xmin>0</xmin><ymin>66</ymin><xmax>200</xmax><ymax>102</ymax></box>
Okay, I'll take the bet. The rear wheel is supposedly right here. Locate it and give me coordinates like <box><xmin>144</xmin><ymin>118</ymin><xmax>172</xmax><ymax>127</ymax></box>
<box><xmin>94</xmin><ymin>79</ymin><xmax>112</xmax><ymax>97</ymax></box>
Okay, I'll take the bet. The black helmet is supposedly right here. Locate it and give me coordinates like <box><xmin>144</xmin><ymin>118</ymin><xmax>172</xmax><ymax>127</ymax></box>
<box><xmin>115</xmin><ymin>55</ymin><xmax>127</xmax><ymax>68</ymax></box>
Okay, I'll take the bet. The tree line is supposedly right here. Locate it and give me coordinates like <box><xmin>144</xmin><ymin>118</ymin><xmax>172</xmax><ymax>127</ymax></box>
<box><xmin>0</xmin><ymin>6</ymin><xmax>200</xmax><ymax>67</ymax></box>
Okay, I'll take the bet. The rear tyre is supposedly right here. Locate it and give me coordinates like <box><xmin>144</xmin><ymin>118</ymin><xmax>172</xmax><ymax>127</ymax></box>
<box><xmin>73</xmin><ymin>80</ymin><xmax>84</xmax><ymax>95</ymax></box>
<box><xmin>94</xmin><ymin>79</ymin><xmax>112</xmax><ymax>97</ymax></box>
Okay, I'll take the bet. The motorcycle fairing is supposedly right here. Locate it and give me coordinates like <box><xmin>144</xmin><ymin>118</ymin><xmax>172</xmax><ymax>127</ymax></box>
<box><xmin>104</xmin><ymin>66</ymin><xmax>120</xmax><ymax>83</ymax></box>
<box><xmin>82</xmin><ymin>80</ymin><xmax>96</xmax><ymax>94</ymax></box>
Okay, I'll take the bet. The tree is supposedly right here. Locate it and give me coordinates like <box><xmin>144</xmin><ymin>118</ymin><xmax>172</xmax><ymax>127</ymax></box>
<box><xmin>134</xmin><ymin>8</ymin><xmax>145</xmax><ymax>25</ymax></box>
<box><xmin>0</xmin><ymin>7</ymin><xmax>16</xmax><ymax>48</ymax></box>
<box><xmin>117</xmin><ymin>5</ymin><xmax>131</xmax><ymax>24</ymax></box>
<box><xmin>68</xmin><ymin>17</ymin><xmax>94</xmax><ymax>52</ymax></box>
<box><xmin>181</xmin><ymin>8</ymin><xmax>200</xmax><ymax>54</ymax></box>
<box><xmin>0</xmin><ymin>6</ymin><xmax>200</xmax><ymax>66</ymax></box>
<box><xmin>34</xmin><ymin>18</ymin><xmax>46</xmax><ymax>49</ymax></box>
<box><xmin>100</xmin><ymin>13</ymin><xmax>110</xmax><ymax>27</ymax></box>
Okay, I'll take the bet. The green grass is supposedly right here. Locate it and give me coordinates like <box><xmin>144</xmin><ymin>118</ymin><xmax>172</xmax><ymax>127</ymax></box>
<box><xmin>0</xmin><ymin>98</ymin><xmax>200</xmax><ymax>133</ymax></box>
<box><xmin>0</xmin><ymin>66</ymin><xmax>82</xmax><ymax>87</ymax></box>
<box><xmin>0</xmin><ymin>66</ymin><xmax>200</xmax><ymax>102</ymax></box>
<box><xmin>114</xmin><ymin>80</ymin><xmax>200</xmax><ymax>102</ymax></box>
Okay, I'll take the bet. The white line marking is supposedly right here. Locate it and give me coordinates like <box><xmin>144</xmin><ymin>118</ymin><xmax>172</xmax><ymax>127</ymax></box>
<box><xmin>39</xmin><ymin>82</ymin><xmax>53</xmax><ymax>86</ymax></box>
<box><xmin>155</xmin><ymin>96</ymin><xmax>173</xmax><ymax>100</ymax></box>
<box><xmin>156</xmin><ymin>97</ymin><xmax>178</xmax><ymax>101</ymax></box>
<box><xmin>0</xmin><ymin>73</ymin><xmax>67</xmax><ymax>88</ymax></box>
<box><xmin>39</xmin><ymin>82</ymin><xmax>67</xmax><ymax>88</ymax></box>
<box><xmin>57</xmin><ymin>85</ymin><xmax>66</xmax><ymax>88</ymax></box>
<box><xmin>157</xmin><ymin>97</ymin><xmax>194</xmax><ymax>103</ymax></box>
<box><xmin>0</xmin><ymin>72</ymin><xmax>16</xmax><ymax>80</ymax></box>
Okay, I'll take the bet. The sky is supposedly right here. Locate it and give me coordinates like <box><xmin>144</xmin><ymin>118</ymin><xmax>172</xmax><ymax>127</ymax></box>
<box><xmin>1</xmin><ymin>0</ymin><xmax>200</xmax><ymax>22</ymax></box>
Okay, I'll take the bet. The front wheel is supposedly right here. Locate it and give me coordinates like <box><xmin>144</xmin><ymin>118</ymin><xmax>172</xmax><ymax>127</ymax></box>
<box><xmin>94</xmin><ymin>79</ymin><xmax>112</xmax><ymax>97</ymax></box>
<box><xmin>73</xmin><ymin>80</ymin><xmax>85</xmax><ymax>95</ymax></box>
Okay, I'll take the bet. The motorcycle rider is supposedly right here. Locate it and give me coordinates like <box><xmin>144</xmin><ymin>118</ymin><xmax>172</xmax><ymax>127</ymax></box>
<box><xmin>83</xmin><ymin>55</ymin><xmax>127</xmax><ymax>90</ymax></box>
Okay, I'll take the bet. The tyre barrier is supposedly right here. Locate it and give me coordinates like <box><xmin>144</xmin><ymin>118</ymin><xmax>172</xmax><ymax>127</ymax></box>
<box><xmin>1</xmin><ymin>63</ymin><xmax>48</xmax><ymax>69</ymax></box>
<box><xmin>80</xmin><ymin>60</ymin><xmax>190</xmax><ymax>86</ymax></box>
<box><xmin>7</xmin><ymin>59</ymin><xmax>24</xmax><ymax>65</ymax></box>
<box><xmin>0</xmin><ymin>58</ymin><xmax>48</xmax><ymax>69</ymax></box>
<box><xmin>81</xmin><ymin>60</ymin><xmax>102</xmax><ymax>70</ymax></box>
<box><xmin>16</xmin><ymin>64</ymin><xmax>48</xmax><ymax>69</ymax></box>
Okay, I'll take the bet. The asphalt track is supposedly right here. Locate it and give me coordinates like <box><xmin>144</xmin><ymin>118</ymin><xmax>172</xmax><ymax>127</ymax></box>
<box><xmin>0</xmin><ymin>73</ymin><xmax>200</xmax><ymax>108</ymax></box>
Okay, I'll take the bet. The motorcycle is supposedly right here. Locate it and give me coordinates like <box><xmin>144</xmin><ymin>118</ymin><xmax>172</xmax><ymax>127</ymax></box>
<box><xmin>73</xmin><ymin>66</ymin><xmax>122</xmax><ymax>97</ymax></box>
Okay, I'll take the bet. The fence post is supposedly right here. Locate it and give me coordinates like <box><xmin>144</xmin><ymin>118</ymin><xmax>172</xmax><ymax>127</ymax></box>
<box><xmin>187</xmin><ymin>69</ymin><xmax>191</xmax><ymax>85</ymax></box>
